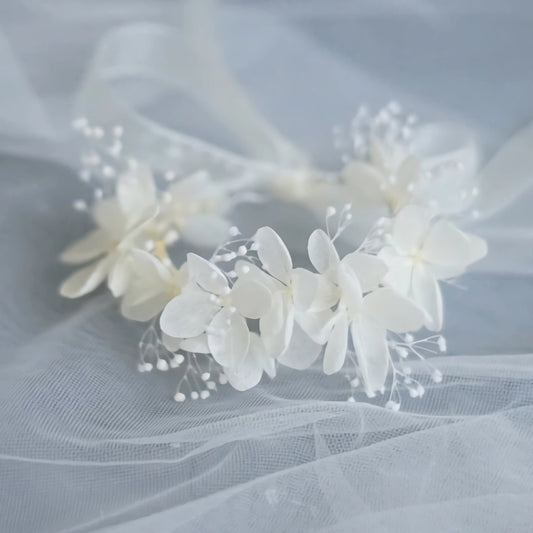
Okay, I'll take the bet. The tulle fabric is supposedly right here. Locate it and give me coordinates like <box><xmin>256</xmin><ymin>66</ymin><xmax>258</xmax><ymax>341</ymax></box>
<box><xmin>1</xmin><ymin>2</ymin><xmax>533</xmax><ymax>532</ymax></box>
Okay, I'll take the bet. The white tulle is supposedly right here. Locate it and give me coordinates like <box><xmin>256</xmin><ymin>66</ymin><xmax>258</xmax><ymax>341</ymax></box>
<box><xmin>1</xmin><ymin>1</ymin><xmax>533</xmax><ymax>532</ymax></box>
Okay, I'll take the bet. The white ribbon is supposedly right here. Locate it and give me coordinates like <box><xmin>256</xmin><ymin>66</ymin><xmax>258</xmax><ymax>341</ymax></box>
<box><xmin>75</xmin><ymin>1</ymin><xmax>533</xmax><ymax>273</ymax></box>
<box><xmin>76</xmin><ymin>1</ymin><xmax>308</xmax><ymax>183</ymax></box>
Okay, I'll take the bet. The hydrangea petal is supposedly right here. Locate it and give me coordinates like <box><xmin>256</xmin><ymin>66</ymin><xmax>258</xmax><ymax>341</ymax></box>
<box><xmin>208</xmin><ymin>308</ymin><xmax>250</xmax><ymax>367</ymax></box>
<box><xmin>231</xmin><ymin>278</ymin><xmax>271</xmax><ymax>319</ymax></box>
<box><xmin>260</xmin><ymin>291</ymin><xmax>285</xmax><ymax>337</ymax></box>
<box><xmin>187</xmin><ymin>253</ymin><xmax>228</xmax><ymax>295</ymax></box>
<box><xmin>422</xmin><ymin>219</ymin><xmax>472</xmax><ymax>267</ymax></box>
<box><xmin>323</xmin><ymin>313</ymin><xmax>349</xmax><ymax>375</ymax></box>
<box><xmin>262</xmin><ymin>296</ymin><xmax>294</xmax><ymax>359</ymax></box>
<box><xmin>59</xmin><ymin>256</ymin><xmax>111</xmax><ymax>298</ymax></box>
<box><xmin>253</xmin><ymin>226</ymin><xmax>292</xmax><ymax>284</ymax></box>
<box><xmin>223</xmin><ymin>334</ymin><xmax>265</xmax><ymax>391</ymax></box>
<box><xmin>180</xmin><ymin>334</ymin><xmax>210</xmax><ymax>354</ymax></box>
<box><xmin>235</xmin><ymin>260</ymin><xmax>282</xmax><ymax>294</ymax></box>
<box><xmin>162</xmin><ymin>333</ymin><xmax>182</xmax><ymax>352</ymax></box>
<box><xmin>337</xmin><ymin>263</ymin><xmax>363</xmax><ymax>314</ymax></box>
<box><xmin>467</xmin><ymin>233</ymin><xmax>488</xmax><ymax>264</ymax></box>
<box><xmin>160</xmin><ymin>291</ymin><xmax>219</xmax><ymax>338</ymax></box>
<box><xmin>412</xmin><ymin>263</ymin><xmax>443</xmax><ymax>331</ymax></box>
<box><xmin>292</xmin><ymin>268</ymin><xmax>338</xmax><ymax>312</ymax></box>
<box><xmin>351</xmin><ymin>318</ymin><xmax>389</xmax><ymax>395</ymax></box>
<box><xmin>296</xmin><ymin>308</ymin><xmax>335</xmax><ymax>345</ymax></box>
<box><xmin>362</xmin><ymin>287</ymin><xmax>424</xmax><ymax>333</ymax></box>
<box><xmin>116</xmin><ymin>162</ymin><xmax>157</xmax><ymax>224</ymax></box>
<box><xmin>308</xmin><ymin>229</ymin><xmax>340</xmax><ymax>280</ymax></box>
<box><xmin>379</xmin><ymin>247</ymin><xmax>413</xmax><ymax>295</ymax></box>
<box><xmin>342</xmin><ymin>252</ymin><xmax>388</xmax><ymax>292</ymax></box>
<box><xmin>392</xmin><ymin>205</ymin><xmax>433</xmax><ymax>255</ymax></box>
<box><xmin>121</xmin><ymin>290</ymin><xmax>170</xmax><ymax>322</ymax></box>
<box><xmin>60</xmin><ymin>229</ymin><xmax>111</xmax><ymax>264</ymax></box>
<box><xmin>92</xmin><ymin>197</ymin><xmax>127</xmax><ymax>238</ymax></box>
<box><xmin>107</xmin><ymin>254</ymin><xmax>132</xmax><ymax>297</ymax></box>
<box><xmin>129</xmin><ymin>250</ymin><xmax>173</xmax><ymax>284</ymax></box>
<box><xmin>278</xmin><ymin>322</ymin><xmax>322</xmax><ymax>370</ymax></box>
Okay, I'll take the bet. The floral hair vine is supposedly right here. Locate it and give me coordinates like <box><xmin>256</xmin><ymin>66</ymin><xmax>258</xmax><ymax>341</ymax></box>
<box><xmin>61</xmin><ymin>102</ymin><xmax>487</xmax><ymax>408</ymax></box>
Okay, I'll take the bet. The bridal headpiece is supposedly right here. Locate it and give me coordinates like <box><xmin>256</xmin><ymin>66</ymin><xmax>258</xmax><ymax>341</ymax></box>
<box><xmin>61</xmin><ymin>98</ymin><xmax>487</xmax><ymax>408</ymax></box>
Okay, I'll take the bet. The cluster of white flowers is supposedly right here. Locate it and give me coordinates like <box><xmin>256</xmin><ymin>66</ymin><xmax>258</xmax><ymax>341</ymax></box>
<box><xmin>61</xmin><ymin>108</ymin><xmax>488</xmax><ymax>405</ymax></box>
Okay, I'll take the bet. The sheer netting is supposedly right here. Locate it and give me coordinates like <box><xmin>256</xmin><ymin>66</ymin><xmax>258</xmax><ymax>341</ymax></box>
<box><xmin>1</xmin><ymin>2</ymin><xmax>533</xmax><ymax>532</ymax></box>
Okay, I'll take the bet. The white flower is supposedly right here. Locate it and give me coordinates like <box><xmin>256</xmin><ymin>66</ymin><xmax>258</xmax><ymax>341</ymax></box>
<box><xmin>343</xmin><ymin>123</ymin><xmax>479</xmax><ymax>215</ymax></box>
<box><xmin>303</xmin><ymin>229</ymin><xmax>425</xmax><ymax>395</ymax></box>
<box><xmin>59</xmin><ymin>163</ymin><xmax>157</xmax><ymax>298</ymax></box>
<box><xmin>379</xmin><ymin>205</ymin><xmax>487</xmax><ymax>331</ymax></box>
<box><xmin>159</xmin><ymin>253</ymin><xmax>271</xmax><ymax>368</ymax></box>
<box><xmin>158</xmin><ymin>171</ymin><xmax>232</xmax><ymax>247</ymax></box>
<box><xmin>118</xmin><ymin>249</ymin><xmax>187</xmax><ymax>322</ymax></box>
<box><xmin>222</xmin><ymin>333</ymin><xmax>276</xmax><ymax>391</ymax></box>
<box><xmin>343</xmin><ymin>135</ymin><xmax>420</xmax><ymax>213</ymax></box>
<box><xmin>238</xmin><ymin>227</ymin><xmax>335</xmax><ymax>369</ymax></box>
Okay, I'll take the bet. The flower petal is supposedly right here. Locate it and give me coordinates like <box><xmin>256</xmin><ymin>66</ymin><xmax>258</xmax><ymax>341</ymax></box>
<box><xmin>162</xmin><ymin>333</ymin><xmax>182</xmax><ymax>352</ymax></box>
<box><xmin>187</xmin><ymin>253</ymin><xmax>228</xmax><ymax>295</ymax></box>
<box><xmin>422</xmin><ymin>219</ymin><xmax>472</xmax><ymax>267</ymax></box>
<box><xmin>223</xmin><ymin>334</ymin><xmax>265</xmax><ymax>391</ymax></box>
<box><xmin>323</xmin><ymin>312</ymin><xmax>349</xmax><ymax>375</ymax></box>
<box><xmin>207</xmin><ymin>307</ymin><xmax>250</xmax><ymax>367</ymax></box>
<box><xmin>260</xmin><ymin>291</ymin><xmax>285</xmax><ymax>337</ymax></box>
<box><xmin>235</xmin><ymin>260</ymin><xmax>283</xmax><ymax>294</ymax></box>
<box><xmin>59</xmin><ymin>257</ymin><xmax>111</xmax><ymax>298</ymax></box>
<box><xmin>121</xmin><ymin>289</ymin><xmax>171</xmax><ymax>322</ymax></box>
<box><xmin>412</xmin><ymin>263</ymin><xmax>443</xmax><ymax>331</ymax></box>
<box><xmin>278</xmin><ymin>322</ymin><xmax>322</xmax><ymax>370</ymax></box>
<box><xmin>129</xmin><ymin>249</ymin><xmax>174</xmax><ymax>284</ymax></box>
<box><xmin>92</xmin><ymin>197</ymin><xmax>127</xmax><ymax>238</ymax></box>
<box><xmin>466</xmin><ymin>233</ymin><xmax>488</xmax><ymax>264</ymax></box>
<box><xmin>292</xmin><ymin>268</ymin><xmax>338</xmax><ymax>312</ymax></box>
<box><xmin>379</xmin><ymin>246</ymin><xmax>414</xmax><ymax>295</ymax></box>
<box><xmin>362</xmin><ymin>287</ymin><xmax>424</xmax><ymax>333</ymax></box>
<box><xmin>391</xmin><ymin>156</ymin><xmax>419</xmax><ymax>206</ymax></box>
<box><xmin>337</xmin><ymin>263</ymin><xmax>363</xmax><ymax>314</ymax></box>
<box><xmin>60</xmin><ymin>229</ymin><xmax>111</xmax><ymax>264</ymax></box>
<box><xmin>180</xmin><ymin>334</ymin><xmax>210</xmax><ymax>354</ymax></box>
<box><xmin>392</xmin><ymin>205</ymin><xmax>433</xmax><ymax>255</ymax></box>
<box><xmin>296</xmin><ymin>308</ymin><xmax>335</xmax><ymax>345</ymax></box>
<box><xmin>342</xmin><ymin>252</ymin><xmax>388</xmax><ymax>292</ymax></box>
<box><xmin>253</xmin><ymin>226</ymin><xmax>292</xmax><ymax>284</ymax></box>
<box><xmin>107</xmin><ymin>253</ymin><xmax>132</xmax><ymax>297</ymax></box>
<box><xmin>231</xmin><ymin>278</ymin><xmax>271</xmax><ymax>319</ymax></box>
<box><xmin>351</xmin><ymin>318</ymin><xmax>390</xmax><ymax>395</ymax></box>
<box><xmin>262</xmin><ymin>295</ymin><xmax>294</xmax><ymax>359</ymax></box>
<box><xmin>308</xmin><ymin>229</ymin><xmax>340</xmax><ymax>280</ymax></box>
<box><xmin>116</xmin><ymin>162</ymin><xmax>157</xmax><ymax>224</ymax></box>
<box><xmin>160</xmin><ymin>290</ymin><xmax>219</xmax><ymax>338</ymax></box>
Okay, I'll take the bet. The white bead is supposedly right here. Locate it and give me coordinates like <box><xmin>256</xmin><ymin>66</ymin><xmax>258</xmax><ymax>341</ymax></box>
<box><xmin>72</xmin><ymin>200</ymin><xmax>87</xmax><ymax>211</ymax></box>
<box><xmin>156</xmin><ymin>359</ymin><xmax>169</xmax><ymax>371</ymax></box>
<box><xmin>432</xmin><ymin>370</ymin><xmax>443</xmax><ymax>383</ymax></box>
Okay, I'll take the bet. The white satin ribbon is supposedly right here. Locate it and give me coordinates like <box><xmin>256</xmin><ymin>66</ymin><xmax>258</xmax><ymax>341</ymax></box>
<box><xmin>75</xmin><ymin>1</ymin><xmax>533</xmax><ymax>276</ymax></box>
<box><xmin>75</xmin><ymin>1</ymin><xmax>309</xmax><ymax>184</ymax></box>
